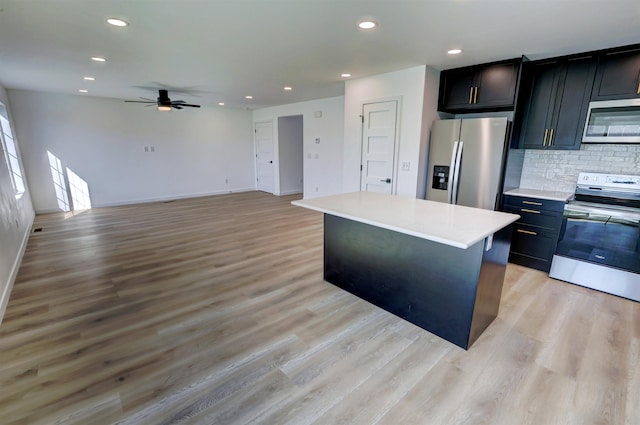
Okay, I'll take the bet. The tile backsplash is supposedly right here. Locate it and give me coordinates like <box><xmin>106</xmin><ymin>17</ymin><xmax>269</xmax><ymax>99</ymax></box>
<box><xmin>520</xmin><ymin>144</ymin><xmax>640</xmax><ymax>192</ymax></box>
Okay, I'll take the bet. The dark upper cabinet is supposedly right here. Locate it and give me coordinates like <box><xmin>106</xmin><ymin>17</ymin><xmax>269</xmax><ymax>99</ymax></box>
<box><xmin>438</xmin><ymin>58</ymin><xmax>521</xmax><ymax>113</ymax></box>
<box><xmin>518</xmin><ymin>61</ymin><xmax>557</xmax><ymax>149</ymax></box>
<box><xmin>518</xmin><ymin>56</ymin><xmax>596</xmax><ymax>150</ymax></box>
<box><xmin>591</xmin><ymin>46</ymin><xmax>640</xmax><ymax>100</ymax></box>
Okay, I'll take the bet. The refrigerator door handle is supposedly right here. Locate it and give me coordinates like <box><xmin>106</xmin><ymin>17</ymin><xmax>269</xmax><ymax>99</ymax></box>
<box><xmin>451</xmin><ymin>141</ymin><xmax>464</xmax><ymax>204</ymax></box>
<box><xmin>447</xmin><ymin>141</ymin><xmax>459</xmax><ymax>204</ymax></box>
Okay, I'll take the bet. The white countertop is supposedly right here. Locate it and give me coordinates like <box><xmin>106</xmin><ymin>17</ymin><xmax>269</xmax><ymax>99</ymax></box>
<box><xmin>504</xmin><ymin>188</ymin><xmax>573</xmax><ymax>202</ymax></box>
<box><xmin>292</xmin><ymin>192</ymin><xmax>520</xmax><ymax>249</ymax></box>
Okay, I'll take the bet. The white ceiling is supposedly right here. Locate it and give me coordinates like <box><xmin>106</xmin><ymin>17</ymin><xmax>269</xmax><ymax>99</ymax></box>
<box><xmin>0</xmin><ymin>0</ymin><xmax>638</xmax><ymax>110</ymax></box>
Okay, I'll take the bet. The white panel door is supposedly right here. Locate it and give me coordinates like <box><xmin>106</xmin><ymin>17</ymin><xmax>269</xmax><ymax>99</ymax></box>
<box><xmin>255</xmin><ymin>121</ymin><xmax>274</xmax><ymax>194</ymax></box>
<box><xmin>360</xmin><ymin>101</ymin><xmax>398</xmax><ymax>194</ymax></box>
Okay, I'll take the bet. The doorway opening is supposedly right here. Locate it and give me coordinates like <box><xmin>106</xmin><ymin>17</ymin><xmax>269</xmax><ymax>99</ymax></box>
<box><xmin>277</xmin><ymin>115</ymin><xmax>303</xmax><ymax>195</ymax></box>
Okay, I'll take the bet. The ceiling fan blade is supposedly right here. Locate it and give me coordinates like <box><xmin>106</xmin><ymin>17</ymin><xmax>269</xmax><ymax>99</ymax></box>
<box><xmin>139</xmin><ymin>97</ymin><xmax>155</xmax><ymax>101</ymax></box>
<box><xmin>172</xmin><ymin>105</ymin><xmax>183</xmax><ymax>109</ymax></box>
<box><xmin>172</xmin><ymin>100</ymin><xmax>186</xmax><ymax>104</ymax></box>
<box><xmin>125</xmin><ymin>100</ymin><xmax>155</xmax><ymax>103</ymax></box>
<box><xmin>178</xmin><ymin>104</ymin><xmax>201</xmax><ymax>108</ymax></box>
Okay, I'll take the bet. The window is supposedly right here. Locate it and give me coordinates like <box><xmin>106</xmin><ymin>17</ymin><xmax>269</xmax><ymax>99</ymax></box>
<box><xmin>0</xmin><ymin>103</ymin><xmax>25</xmax><ymax>197</ymax></box>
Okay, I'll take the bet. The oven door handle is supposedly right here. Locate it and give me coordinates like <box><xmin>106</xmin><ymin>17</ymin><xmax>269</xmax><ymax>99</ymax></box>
<box><xmin>565</xmin><ymin>204</ymin><xmax>640</xmax><ymax>223</ymax></box>
<box><xmin>564</xmin><ymin>211</ymin><xmax>591</xmax><ymax>220</ymax></box>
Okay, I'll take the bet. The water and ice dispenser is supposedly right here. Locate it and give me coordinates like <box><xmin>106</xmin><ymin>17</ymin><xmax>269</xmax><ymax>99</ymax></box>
<box><xmin>432</xmin><ymin>165</ymin><xmax>449</xmax><ymax>190</ymax></box>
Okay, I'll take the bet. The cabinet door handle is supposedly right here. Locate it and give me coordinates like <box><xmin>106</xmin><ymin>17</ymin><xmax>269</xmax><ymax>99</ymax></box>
<box><xmin>522</xmin><ymin>200</ymin><xmax>543</xmax><ymax>206</ymax></box>
<box><xmin>473</xmin><ymin>86</ymin><xmax>478</xmax><ymax>104</ymax></box>
<box><xmin>543</xmin><ymin>128</ymin><xmax>549</xmax><ymax>147</ymax></box>
<box><xmin>517</xmin><ymin>229</ymin><xmax>538</xmax><ymax>236</ymax></box>
<box><xmin>469</xmin><ymin>87</ymin><xmax>474</xmax><ymax>104</ymax></box>
<box><xmin>549</xmin><ymin>128</ymin><xmax>554</xmax><ymax>146</ymax></box>
<box><xmin>521</xmin><ymin>208</ymin><xmax>541</xmax><ymax>214</ymax></box>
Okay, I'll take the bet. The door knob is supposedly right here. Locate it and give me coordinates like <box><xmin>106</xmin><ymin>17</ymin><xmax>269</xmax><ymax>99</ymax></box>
<box><xmin>380</xmin><ymin>178</ymin><xmax>391</xmax><ymax>183</ymax></box>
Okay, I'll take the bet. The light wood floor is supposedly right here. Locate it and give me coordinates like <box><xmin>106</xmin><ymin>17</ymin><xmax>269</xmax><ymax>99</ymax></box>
<box><xmin>1</xmin><ymin>191</ymin><xmax>638</xmax><ymax>425</ymax></box>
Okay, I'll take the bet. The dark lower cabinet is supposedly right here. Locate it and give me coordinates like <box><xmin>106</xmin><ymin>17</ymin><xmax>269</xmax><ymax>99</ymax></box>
<box><xmin>323</xmin><ymin>213</ymin><xmax>512</xmax><ymax>350</ymax></box>
<box><xmin>502</xmin><ymin>195</ymin><xmax>564</xmax><ymax>272</ymax></box>
<box><xmin>592</xmin><ymin>46</ymin><xmax>640</xmax><ymax>100</ymax></box>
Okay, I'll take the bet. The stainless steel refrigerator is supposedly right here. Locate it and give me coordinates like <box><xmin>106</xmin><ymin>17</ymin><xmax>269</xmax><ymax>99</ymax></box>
<box><xmin>426</xmin><ymin>117</ymin><xmax>510</xmax><ymax>210</ymax></box>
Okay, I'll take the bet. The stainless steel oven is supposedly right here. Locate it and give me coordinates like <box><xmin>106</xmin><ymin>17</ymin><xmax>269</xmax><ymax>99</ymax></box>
<box><xmin>549</xmin><ymin>173</ymin><xmax>640</xmax><ymax>302</ymax></box>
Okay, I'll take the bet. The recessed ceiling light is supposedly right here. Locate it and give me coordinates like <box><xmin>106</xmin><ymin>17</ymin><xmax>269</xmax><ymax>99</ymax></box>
<box><xmin>341</xmin><ymin>73</ymin><xmax>352</xmax><ymax>78</ymax></box>
<box><xmin>91</xmin><ymin>56</ymin><xmax>107</xmax><ymax>62</ymax></box>
<box><xmin>447</xmin><ymin>49</ymin><xmax>463</xmax><ymax>55</ymax></box>
<box><xmin>245</xmin><ymin>95</ymin><xmax>253</xmax><ymax>99</ymax></box>
<box><xmin>83</xmin><ymin>76</ymin><xmax>95</xmax><ymax>81</ymax></box>
<box><xmin>358</xmin><ymin>21</ymin><xmax>377</xmax><ymax>30</ymax></box>
<box><xmin>107</xmin><ymin>18</ymin><xmax>128</xmax><ymax>27</ymax></box>
<box><xmin>283</xmin><ymin>86</ymin><xmax>293</xmax><ymax>91</ymax></box>
<box><xmin>79</xmin><ymin>89</ymin><xmax>88</xmax><ymax>93</ymax></box>
<box><xmin>218</xmin><ymin>102</ymin><xmax>225</xmax><ymax>106</ymax></box>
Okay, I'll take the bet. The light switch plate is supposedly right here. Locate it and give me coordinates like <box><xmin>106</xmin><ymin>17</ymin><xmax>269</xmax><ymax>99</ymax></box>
<box><xmin>402</xmin><ymin>161</ymin><xmax>410</xmax><ymax>171</ymax></box>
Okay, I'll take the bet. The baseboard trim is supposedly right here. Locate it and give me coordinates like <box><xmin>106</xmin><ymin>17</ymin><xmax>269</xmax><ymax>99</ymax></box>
<box><xmin>278</xmin><ymin>189</ymin><xmax>303</xmax><ymax>196</ymax></box>
<box><xmin>0</xmin><ymin>213</ymin><xmax>34</xmax><ymax>325</ymax></box>
<box><xmin>94</xmin><ymin>188</ymin><xmax>257</xmax><ymax>208</ymax></box>
<box><xmin>35</xmin><ymin>188</ymin><xmax>258</xmax><ymax>213</ymax></box>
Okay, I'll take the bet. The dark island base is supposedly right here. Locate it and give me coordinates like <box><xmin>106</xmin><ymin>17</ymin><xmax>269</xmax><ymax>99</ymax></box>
<box><xmin>323</xmin><ymin>214</ymin><xmax>512</xmax><ymax>350</ymax></box>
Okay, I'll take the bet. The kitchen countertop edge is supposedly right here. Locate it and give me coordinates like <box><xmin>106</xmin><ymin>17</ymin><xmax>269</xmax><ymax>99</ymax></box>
<box><xmin>504</xmin><ymin>188</ymin><xmax>573</xmax><ymax>202</ymax></box>
<box><xmin>292</xmin><ymin>192</ymin><xmax>520</xmax><ymax>249</ymax></box>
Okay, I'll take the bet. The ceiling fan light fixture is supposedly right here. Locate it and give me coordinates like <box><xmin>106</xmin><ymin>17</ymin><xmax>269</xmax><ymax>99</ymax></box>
<box><xmin>157</xmin><ymin>105</ymin><xmax>172</xmax><ymax>112</ymax></box>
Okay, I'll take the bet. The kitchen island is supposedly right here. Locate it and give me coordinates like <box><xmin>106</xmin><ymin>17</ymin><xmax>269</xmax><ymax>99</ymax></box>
<box><xmin>292</xmin><ymin>192</ymin><xmax>519</xmax><ymax>349</ymax></box>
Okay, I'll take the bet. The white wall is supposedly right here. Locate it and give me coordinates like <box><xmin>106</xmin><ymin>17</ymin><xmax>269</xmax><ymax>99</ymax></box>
<box><xmin>343</xmin><ymin>66</ymin><xmax>440</xmax><ymax>198</ymax></box>
<box><xmin>253</xmin><ymin>96</ymin><xmax>344</xmax><ymax>198</ymax></box>
<box><xmin>277</xmin><ymin>115</ymin><xmax>303</xmax><ymax>195</ymax></box>
<box><xmin>0</xmin><ymin>85</ymin><xmax>35</xmax><ymax>324</ymax></box>
<box><xmin>9</xmin><ymin>90</ymin><xmax>255</xmax><ymax>212</ymax></box>
<box><xmin>417</xmin><ymin>66</ymin><xmax>441</xmax><ymax>199</ymax></box>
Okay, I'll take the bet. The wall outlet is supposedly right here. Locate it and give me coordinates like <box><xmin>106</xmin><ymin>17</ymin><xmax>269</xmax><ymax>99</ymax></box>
<box><xmin>315</xmin><ymin>138</ymin><xmax>320</xmax><ymax>144</ymax></box>
<box><xmin>224</xmin><ymin>178</ymin><xmax>229</xmax><ymax>184</ymax></box>
<box><xmin>402</xmin><ymin>161</ymin><xmax>410</xmax><ymax>171</ymax></box>
<box><xmin>144</xmin><ymin>146</ymin><xmax>149</xmax><ymax>152</ymax></box>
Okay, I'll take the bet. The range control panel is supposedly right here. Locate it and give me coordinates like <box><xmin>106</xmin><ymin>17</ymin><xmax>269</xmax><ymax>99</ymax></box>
<box><xmin>577</xmin><ymin>172</ymin><xmax>640</xmax><ymax>190</ymax></box>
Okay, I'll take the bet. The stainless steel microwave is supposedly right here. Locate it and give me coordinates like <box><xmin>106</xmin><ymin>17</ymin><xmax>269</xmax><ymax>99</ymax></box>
<box><xmin>582</xmin><ymin>98</ymin><xmax>640</xmax><ymax>144</ymax></box>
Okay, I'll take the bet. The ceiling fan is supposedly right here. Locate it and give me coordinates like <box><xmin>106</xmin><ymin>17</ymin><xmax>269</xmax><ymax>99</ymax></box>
<box><xmin>124</xmin><ymin>89</ymin><xmax>201</xmax><ymax>111</ymax></box>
